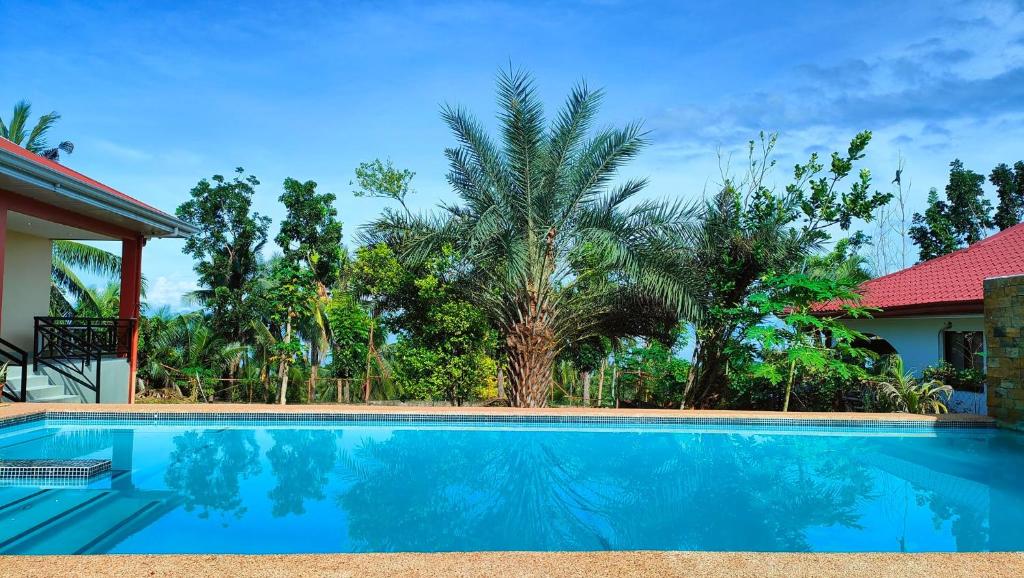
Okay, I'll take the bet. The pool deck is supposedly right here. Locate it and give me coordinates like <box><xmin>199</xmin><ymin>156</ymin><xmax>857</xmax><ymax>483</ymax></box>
<box><xmin>0</xmin><ymin>403</ymin><xmax>1014</xmax><ymax>577</ymax></box>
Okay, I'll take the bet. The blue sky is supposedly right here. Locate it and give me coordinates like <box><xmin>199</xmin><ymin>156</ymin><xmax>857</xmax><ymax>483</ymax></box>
<box><xmin>2</xmin><ymin>0</ymin><xmax>1023</xmax><ymax>310</ymax></box>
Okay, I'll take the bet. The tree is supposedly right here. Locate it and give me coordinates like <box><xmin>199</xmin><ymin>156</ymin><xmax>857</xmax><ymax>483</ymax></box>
<box><xmin>746</xmin><ymin>274</ymin><xmax>874</xmax><ymax>412</ymax></box>
<box><xmin>265</xmin><ymin>261</ymin><xmax>316</xmax><ymax>405</ymax></box>
<box><xmin>909</xmin><ymin>159</ymin><xmax>992</xmax><ymax>261</ymax></box>
<box><xmin>349</xmin><ymin>243</ymin><xmax>405</xmax><ymax>402</ymax></box>
<box><xmin>365</xmin><ymin>69</ymin><xmax>696</xmax><ymax>407</ymax></box>
<box><xmin>50</xmin><ymin>240</ymin><xmax>121</xmax><ymax>316</ymax></box>
<box><xmin>176</xmin><ymin>169</ymin><xmax>271</xmax><ymax>345</ymax></box>
<box><xmin>990</xmin><ymin>161</ymin><xmax>1024</xmax><ymax>231</ymax></box>
<box><xmin>682</xmin><ymin>132</ymin><xmax>890</xmax><ymax>408</ymax></box>
<box><xmin>276</xmin><ymin>177</ymin><xmax>343</xmax><ymax>401</ymax></box>
<box><xmin>276</xmin><ymin>178</ymin><xmax>343</xmax><ymax>284</ymax></box>
<box><xmin>0</xmin><ymin>100</ymin><xmax>74</xmax><ymax>161</ymax></box>
<box><xmin>907</xmin><ymin>189</ymin><xmax>958</xmax><ymax>261</ymax></box>
<box><xmin>352</xmin><ymin>159</ymin><xmax>416</xmax><ymax>217</ymax></box>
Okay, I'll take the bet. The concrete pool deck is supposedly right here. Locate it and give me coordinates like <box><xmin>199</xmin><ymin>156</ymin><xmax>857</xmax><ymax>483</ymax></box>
<box><xmin>0</xmin><ymin>403</ymin><xmax>1014</xmax><ymax>577</ymax></box>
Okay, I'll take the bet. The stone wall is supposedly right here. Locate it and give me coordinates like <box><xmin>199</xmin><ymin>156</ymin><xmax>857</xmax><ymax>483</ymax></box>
<box><xmin>985</xmin><ymin>275</ymin><xmax>1024</xmax><ymax>427</ymax></box>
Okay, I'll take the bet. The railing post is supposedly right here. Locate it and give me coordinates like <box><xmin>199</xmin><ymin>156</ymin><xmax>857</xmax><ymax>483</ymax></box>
<box><xmin>19</xmin><ymin>348</ymin><xmax>26</xmax><ymax>402</ymax></box>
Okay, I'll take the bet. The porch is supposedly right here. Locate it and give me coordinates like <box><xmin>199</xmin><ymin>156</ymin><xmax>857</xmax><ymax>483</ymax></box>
<box><xmin>0</xmin><ymin>136</ymin><xmax>195</xmax><ymax>403</ymax></box>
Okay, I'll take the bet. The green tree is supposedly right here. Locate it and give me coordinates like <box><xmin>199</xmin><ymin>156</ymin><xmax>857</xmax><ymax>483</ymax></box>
<box><xmin>990</xmin><ymin>161</ymin><xmax>1024</xmax><ymax>231</ymax></box>
<box><xmin>176</xmin><ymin>168</ymin><xmax>271</xmax><ymax>345</ymax></box>
<box><xmin>365</xmin><ymin>69</ymin><xmax>695</xmax><ymax>407</ymax></box>
<box><xmin>276</xmin><ymin>178</ymin><xmax>343</xmax><ymax>284</ymax></box>
<box><xmin>0</xmin><ymin>100</ymin><xmax>74</xmax><ymax>161</ymax></box>
<box><xmin>265</xmin><ymin>261</ymin><xmax>316</xmax><ymax>405</ymax></box>
<box><xmin>387</xmin><ymin>250</ymin><xmax>497</xmax><ymax>405</ymax></box>
<box><xmin>349</xmin><ymin>243</ymin><xmax>406</xmax><ymax>402</ymax></box>
<box><xmin>909</xmin><ymin>159</ymin><xmax>992</xmax><ymax>261</ymax></box>
<box><xmin>276</xmin><ymin>177</ymin><xmax>344</xmax><ymax>401</ymax></box>
<box><xmin>683</xmin><ymin>133</ymin><xmax>890</xmax><ymax>408</ymax></box>
<box><xmin>352</xmin><ymin>158</ymin><xmax>416</xmax><ymax>217</ymax></box>
<box><xmin>746</xmin><ymin>274</ymin><xmax>874</xmax><ymax>412</ymax></box>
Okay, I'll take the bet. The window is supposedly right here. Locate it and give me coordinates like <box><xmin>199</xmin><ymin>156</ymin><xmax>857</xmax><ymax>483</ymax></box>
<box><xmin>943</xmin><ymin>331</ymin><xmax>985</xmax><ymax>371</ymax></box>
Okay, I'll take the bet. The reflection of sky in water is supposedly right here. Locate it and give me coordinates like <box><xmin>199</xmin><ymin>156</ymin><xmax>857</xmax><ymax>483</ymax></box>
<box><xmin>1</xmin><ymin>421</ymin><xmax>1023</xmax><ymax>554</ymax></box>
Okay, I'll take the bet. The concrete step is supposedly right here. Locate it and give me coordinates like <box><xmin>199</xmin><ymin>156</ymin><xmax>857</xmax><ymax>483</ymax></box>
<box><xmin>25</xmin><ymin>384</ymin><xmax>64</xmax><ymax>401</ymax></box>
<box><xmin>28</xmin><ymin>394</ymin><xmax>80</xmax><ymax>404</ymax></box>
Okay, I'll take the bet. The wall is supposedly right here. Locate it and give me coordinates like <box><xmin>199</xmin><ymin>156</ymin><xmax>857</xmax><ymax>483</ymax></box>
<box><xmin>985</xmin><ymin>275</ymin><xmax>1024</xmax><ymax>428</ymax></box>
<box><xmin>1</xmin><ymin>231</ymin><xmax>52</xmax><ymax>351</ymax></box>
<box><xmin>40</xmin><ymin>357</ymin><xmax>130</xmax><ymax>403</ymax></box>
<box><xmin>842</xmin><ymin>315</ymin><xmax>987</xmax><ymax>414</ymax></box>
<box><xmin>841</xmin><ymin>315</ymin><xmax>984</xmax><ymax>374</ymax></box>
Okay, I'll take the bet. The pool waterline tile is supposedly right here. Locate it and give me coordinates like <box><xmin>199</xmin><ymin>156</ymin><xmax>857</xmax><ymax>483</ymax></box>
<box><xmin>0</xmin><ymin>406</ymin><xmax>996</xmax><ymax>432</ymax></box>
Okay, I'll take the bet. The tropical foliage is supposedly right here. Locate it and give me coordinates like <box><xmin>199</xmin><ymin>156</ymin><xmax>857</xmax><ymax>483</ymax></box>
<box><xmin>364</xmin><ymin>69</ymin><xmax>693</xmax><ymax>407</ymax></box>
<box><xmin>873</xmin><ymin>356</ymin><xmax>953</xmax><ymax>414</ymax></box>
<box><xmin>17</xmin><ymin>75</ymin><xmax>994</xmax><ymax>414</ymax></box>
<box><xmin>0</xmin><ymin>100</ymin><xmax>74</xmax><ymax>161</ymax></box>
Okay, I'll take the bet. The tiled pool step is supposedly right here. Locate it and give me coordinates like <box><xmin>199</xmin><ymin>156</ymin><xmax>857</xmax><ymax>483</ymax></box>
<box><xmin>0</xmin><ymin>459</ymin><xmax>111</xmax><ymax>480</ymax></box>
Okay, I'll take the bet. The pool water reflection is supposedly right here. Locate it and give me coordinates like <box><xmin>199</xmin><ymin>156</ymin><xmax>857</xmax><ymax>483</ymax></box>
<box><xmin>1</xmin><ymin>420</ymin><xmax>1022</xmax><ymax>554</ymax></box>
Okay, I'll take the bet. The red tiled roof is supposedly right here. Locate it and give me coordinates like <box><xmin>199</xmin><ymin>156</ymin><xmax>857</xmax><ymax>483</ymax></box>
<box><xmin>813</xmin><ymin>222</ymin><xmax>1024</xmax><ymax>316</ymax></box>
<box><xmin>0</xmin><ymin>137</ymin><xmax>173</xmax><ymax>218</ymax></box>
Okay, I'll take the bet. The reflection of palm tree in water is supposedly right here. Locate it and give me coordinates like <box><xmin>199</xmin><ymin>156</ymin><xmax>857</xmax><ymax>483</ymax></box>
<box><xmin>165</xmin><ymin>429</ymin><xmax>262</xmax><ymax>520</ymax></box>
<box><xmin>337</xmin><ymin>429</ymin><xmax>875</xmax><ymax>552</ymax></box>
<box><xmin>339</xmin><ymin>430</ymin><xmax>613</xmax><ymax>551</ymax></box>
<box><xmin>265</xmin><ymin>430</ymin><xmax>340</xmax><ymax>517</ymax></box>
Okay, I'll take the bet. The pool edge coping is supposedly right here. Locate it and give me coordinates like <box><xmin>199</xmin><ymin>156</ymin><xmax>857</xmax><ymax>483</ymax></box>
<box><xmin>0</xmin><ymin>403</ymin><xmax>996</xmax><ymax>431</ymax></box>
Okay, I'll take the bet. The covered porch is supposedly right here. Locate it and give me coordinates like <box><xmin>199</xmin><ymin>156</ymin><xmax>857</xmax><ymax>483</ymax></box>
<box><xmin>0</xmin><ymin>137</ymin><xmax>194</xmax><ymax>403</ymax></box>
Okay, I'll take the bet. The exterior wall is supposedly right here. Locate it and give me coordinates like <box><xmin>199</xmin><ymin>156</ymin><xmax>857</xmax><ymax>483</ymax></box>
<box><xmin>0</xmin><ymin>231</ymin><xmax>51</xmax><ymax>351</ymax></box>
<box><xmin>39</xmin><ymin>358</ymin><xmax>130</xmax><ymax>403</ymax></box>
<box><xmin>840</xmin><ymin>315</ymin><xmax>987</xmax><ymax>414</ymax></box>
<box><xmin>985</xmin><ymin>275</ymin><xmax>1024</xmax><ymax>428</ymax></box>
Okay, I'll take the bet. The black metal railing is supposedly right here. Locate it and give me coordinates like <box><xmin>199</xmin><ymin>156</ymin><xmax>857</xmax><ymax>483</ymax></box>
<box><xmin>33</xmin><ymin>317</ymin><xmax>135</xmax><ymax>404</ymax></box>
<box><xmin>0</xmin><ymin>337</ymin><xmax>28</xmax><ymax>402</ymax></box>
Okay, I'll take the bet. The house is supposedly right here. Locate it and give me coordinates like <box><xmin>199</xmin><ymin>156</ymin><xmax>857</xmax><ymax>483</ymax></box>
<box><xmin>0</xmin><ymin>137</ymin><xmax>196</xmax><ymax>404</ymax></box>
<box><xmin>812</xmin><ymin>223</ymin><xmax>1024</xmax><ymax>413</ymax></box>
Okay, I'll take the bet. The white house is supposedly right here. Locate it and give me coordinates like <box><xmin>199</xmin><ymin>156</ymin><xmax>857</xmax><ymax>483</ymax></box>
<box><xmin>813</xmin><ymin>223</ymin><xmax>1024</xmax><ymax>414</ymax></box>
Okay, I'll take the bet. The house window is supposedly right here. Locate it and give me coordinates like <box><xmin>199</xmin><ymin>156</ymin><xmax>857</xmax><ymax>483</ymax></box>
<box><xmin>943</xmin><ymin>331</ymin><xmax>984</xmax><ymax>371</ymax></box>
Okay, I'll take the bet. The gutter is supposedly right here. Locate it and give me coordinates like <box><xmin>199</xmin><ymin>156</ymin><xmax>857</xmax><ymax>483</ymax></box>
<box><xmin>0</xmin><ymin>148</ymin><xmax>198</xmax><ymax>239</ymax></box>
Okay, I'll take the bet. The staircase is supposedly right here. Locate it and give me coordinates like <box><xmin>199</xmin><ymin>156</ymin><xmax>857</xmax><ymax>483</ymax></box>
<box><xmin>4</xmin><ymin>366</ymin><xmax>80</xmax><ymax>404</ymax></box>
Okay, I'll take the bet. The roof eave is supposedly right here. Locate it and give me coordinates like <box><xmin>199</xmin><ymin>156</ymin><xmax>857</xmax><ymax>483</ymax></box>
<box><xmin>0</xmin><ymin>148</ymin><xmax>198</xmax><ymax>239</ymax></box>
<box><xmin>812</xmin><ymin>300</ymin><xmax>983</xmax><ymax>318</ymax></box>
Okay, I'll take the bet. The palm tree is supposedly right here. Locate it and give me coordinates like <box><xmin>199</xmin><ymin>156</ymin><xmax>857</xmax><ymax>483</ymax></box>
<box><xmin>875</xmin><ymin>355</ymin><xmax>953</xmax><ymax>414</ymax></box>
<box><xmin>0</xmin><ymin>100</ymin><xmax>74</xmax><ymax>161</ymax></box>
<box><xmin>365</xmin><ymin>69</ymin><xmax>695</xmax><ymax>407</ymax></box>
<box><xmin>50</xmin><ymin>240</ymin><xmax>121</xmax><ymax>316</ymax></box>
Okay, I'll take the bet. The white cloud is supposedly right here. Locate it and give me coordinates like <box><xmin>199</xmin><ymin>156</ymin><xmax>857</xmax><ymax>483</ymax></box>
<box><xmin>144</xmin><ymin>274</ymin><xmax>199</xmax><ymax>312</ymax></box>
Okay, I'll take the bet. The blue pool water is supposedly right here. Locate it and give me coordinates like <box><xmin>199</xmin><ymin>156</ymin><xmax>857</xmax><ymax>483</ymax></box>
<box><xmin>1</xmin><ymin>417</ymin><xmax>1023</xmax><ymax>554</ymax></box>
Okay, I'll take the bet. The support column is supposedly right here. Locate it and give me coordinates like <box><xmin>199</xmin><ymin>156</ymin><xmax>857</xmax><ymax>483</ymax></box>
<box><xmin>119</xmin><ymin>236</ymin><xmax>143</xmax><ymax>403</ymax></box>
<box><xmin>985</xmin><ymin>274</ymin><xmax>1024</xmax><ymax>428</ymax></box>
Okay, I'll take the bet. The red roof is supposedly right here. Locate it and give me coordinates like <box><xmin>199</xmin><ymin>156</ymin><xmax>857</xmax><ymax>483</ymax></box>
<box><xmin>813</xmin><ymin>222</ymin><xmax>1024</xmax><ymax>316</ymax></box>
<box><xmin>0</xmin><ymin>137</ymin><xmax>173</xmax><ymax>218</ymax></box>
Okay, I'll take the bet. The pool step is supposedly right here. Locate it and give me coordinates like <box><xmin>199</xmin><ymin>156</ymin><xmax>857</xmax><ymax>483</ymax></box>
<box><xmin>0</xmin><ymin>485</ymin><xmax>179</xmax><ymax>554</ymax></box>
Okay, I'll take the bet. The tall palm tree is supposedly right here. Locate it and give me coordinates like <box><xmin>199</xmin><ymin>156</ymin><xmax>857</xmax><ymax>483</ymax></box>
<box><xmin>0</xmin><ymin>100</ymin><xmax>74</xmax><ymax>161</ymax></box>
<box><xmin>365</xmin><ymin>69</ymin><xmax>695</xmax><ymax>407</ymax></box>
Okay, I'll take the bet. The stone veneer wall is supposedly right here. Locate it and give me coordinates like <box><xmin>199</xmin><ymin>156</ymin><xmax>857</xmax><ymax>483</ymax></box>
<box><xmin>985</xmin><ymin>274</ymin><xmax>1024</xmax><ymax>427</ymax></box>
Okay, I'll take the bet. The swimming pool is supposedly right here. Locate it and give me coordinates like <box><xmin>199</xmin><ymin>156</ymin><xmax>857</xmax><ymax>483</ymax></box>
<box><xmin>0</xmin><ymin>412</ymin><xmax>1021</xmax><ymax>554</ymax></box>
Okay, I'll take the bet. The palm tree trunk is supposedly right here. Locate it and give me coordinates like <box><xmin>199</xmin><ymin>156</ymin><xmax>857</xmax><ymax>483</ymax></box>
<box><xmin>496</xmin><ymin>365</ymin><xmax>505</xmax><ymax>400</ymax></box>
<box><xmin>581</xmin><ymin>370</ymin><xmax>591</xmax><ymax>406</ymax></box>
<box><xmin>278</xmin><ymin>314</ymin><xmax>292</xmax><ymax>405</ymax></box>
<box><xmin>596</xmin><ymin>360</ymin><xmax>606</xmax><ymax>408</ymax></box>
<box><xmin>505</xmin><ymin>319</ymin><xmax>556</xmax><ymax>408</ymax></box>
